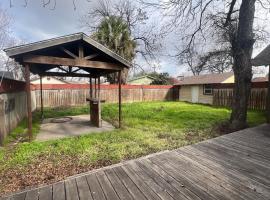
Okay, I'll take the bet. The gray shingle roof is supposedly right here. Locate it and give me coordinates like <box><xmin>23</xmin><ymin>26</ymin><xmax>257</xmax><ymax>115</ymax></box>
<box><xmin>175</xmin><ymin>72</ymin><xmax>234</xmax><ymax>85</ymax></box>
<box><xmin>252</xmin><ymin>45</ymin><xmax>270</xmax><ymax>66</ymax></box>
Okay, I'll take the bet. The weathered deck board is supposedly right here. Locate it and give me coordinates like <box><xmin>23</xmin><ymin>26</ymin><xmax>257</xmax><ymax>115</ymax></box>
<box><xmin>1</xmin><ymin>124</ymin><xmax>270</xmax><ymax>200</ymax></box>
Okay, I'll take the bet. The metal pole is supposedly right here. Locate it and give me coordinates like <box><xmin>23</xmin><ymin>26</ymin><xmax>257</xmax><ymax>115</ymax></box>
<box><xmin>25</xmin><ymin>64</ymin><xmax>33</xmax><ymax>141</ymax></box>
<box><xmin>118</xmin><ymin>71</ymin><xmax>122</xmax><ymax>128</ymax></box>
<box><xmin>40</xmin><ymin>75</ymin><xmax>44</xmax><ymax>119</ymax></box>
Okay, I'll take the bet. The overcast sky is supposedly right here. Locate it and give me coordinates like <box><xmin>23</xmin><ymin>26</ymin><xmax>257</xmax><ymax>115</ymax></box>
<box><xmin>1</xmin><ymin>0</ymin><xmax>183</xmax><ymax>77</ymax></box>
<box><xmin>1</xmin><ymin>0</ymin><xmax>269</xmax><ymax>77</ymax></box>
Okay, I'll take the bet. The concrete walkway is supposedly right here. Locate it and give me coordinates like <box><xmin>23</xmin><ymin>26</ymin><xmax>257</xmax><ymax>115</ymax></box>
<box><xmin>36</xmin><ymin>115</ymin><xmax>114</xmax><ymax>141</ymax></box>
<box><xmin>2</xmin><ymin>124</ymin><xmax>270</xmax><ymax>199</ymax></box>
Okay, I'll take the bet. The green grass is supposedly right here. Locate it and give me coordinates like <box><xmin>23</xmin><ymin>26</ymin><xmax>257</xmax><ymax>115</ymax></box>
<box><xmin>0</xmin><ymin>102</ymin><xmax>266</xmax><ymax>194</ymax></box>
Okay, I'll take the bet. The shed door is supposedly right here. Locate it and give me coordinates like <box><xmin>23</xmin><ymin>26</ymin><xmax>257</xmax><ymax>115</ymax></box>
<box><xmin>191</xmin><ymin>86</ymin><xmax>199</xmax><ymax>103</ymax></box>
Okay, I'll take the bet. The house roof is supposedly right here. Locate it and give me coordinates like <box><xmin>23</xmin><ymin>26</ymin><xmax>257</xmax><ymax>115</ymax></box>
<box><xmin>128</xmin><ymin>75</ymin><xmax>156</xmax><ymax>82</ymax></box>
<box><xmin>175</xmin><ymin>72</ymin><xmax>234</xmax><ymax>86</ymax></box>
<box><xmin>252</xmin><ymin>45</ymin><xmax>270</xmax><ymax>66</ymax></box>
<box><xmin>0</xmin><ymin>71</ymin><xmax>15</xmax><ymax>80</ymax></box>
<box><xmin>30</xmin><ymin>76</ymin><xmax>69</xmax><ymax>83</ymax></box>
<box><xmin>4</xmin><ymin>32</ymin><xmax>131</xmax><ymax>69</ymax></box>
<box><xmin>252</xmin><ymin>75</ymin><xmax>269</xmax><ymax>82</ymax></box>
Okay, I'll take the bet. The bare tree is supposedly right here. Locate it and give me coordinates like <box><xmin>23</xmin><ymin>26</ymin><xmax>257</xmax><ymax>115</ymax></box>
<box><xmin>0</xmin><ymin>5</ymin><xmax>25</xmax><ymax>80</ymax></box>
<box><xmin>142</xmin><ymin>0</ymin><xmax>270</xmax><ymax>129</ymax></box>
<box><xmin>9</xmin><ymin>0</ymin><xmax>91</xmax><ymax>10</ymax></box>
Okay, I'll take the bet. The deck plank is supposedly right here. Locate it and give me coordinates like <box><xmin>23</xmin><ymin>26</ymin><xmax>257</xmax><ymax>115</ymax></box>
<box><xmin>53</xmin><ymin>182</ymin><xmax>65</xmax><ymax>200</ymax></box>
<box><xmin>136</xmin><ymin>159</ymin><xmax>193</xmax><ymax>200</ymax></box>
<box><xmin>139</xmin><ymin>158</ymin><xmax>201</xmax><ymax>200</ymax></box>
<box><xmin>104</xmin><ymin>169</ymin><xmax>133</xmax><ymax>200</ymax></box>
<box><xmin>121</xmin><ymin>165</ymin><xmax>161</xmax><ymax>200</ymax></box>
<box><xmin>150</xmin><ymin>154</ymin><xmax>220</xmax><ymax>200</ymax></box>
<box><xmin>194</xmin><ymin>141</ymin><xmax>270</xmax><ymax>184</ymax></box>
<box><xmin>65</xmin><ymin>178</ymin><xmax>79</xmax><ymax>200</ymax></box>
<box><xmin>11</xmin><ymin>192</ymin><xmax>26</xmax><ymax>200</ymax></box>
<box><xmin>39</xmin><ymin>186</ymin><xmax>53</xmax><ymax>200</ymax></box>
<box><xmin>25</xmin><ymin>189</ymin><xmax>38</xmax><ymax>200</ymax></box>
<box><xmin>171</xmin><ymin>150</ymin><xmax>265</xmax><ymax>200</ymax></box>
<box><xmin>86</xmin><ymin>174</ymin><xmax>106</xmax><ymax>200</ymax></box>
<box><xmin>76</xmin><ymin>176</ymin><xmax>93</xmax><ymax>200</ymax></box>
<box><xmin>96</xmin><ymin>171</ymin><xmax>119</xmax><ymax>200</ymax></box>
<box><xmin>113</xmin><ymin>166</ymin><xmax>148</xmax><ymax>200</ymax></box>
<box><xmin>177</xmin><ymin>147</ymin><xmax>270</xmax><ymax>199</ymax></box>
<box><xmin>154</xmin><ymin>152</ymin><xmax>235</xmax><ymax>200</ymax></box>
<box><xmin>2</xmin><ymin>124</ymin><xmax>270</xmax><ymax>200</ymax></box>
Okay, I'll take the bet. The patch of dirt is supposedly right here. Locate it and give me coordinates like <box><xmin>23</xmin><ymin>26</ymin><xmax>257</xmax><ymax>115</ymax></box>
<box><xmin>0</xmin><ymin>155</ymin><xmax>113</xmax><ymax>197</ymax></box>
<box><xmin>212</xmin><ymin>120</ymin><xmax>243</xmax><ymax>135</ymax></box>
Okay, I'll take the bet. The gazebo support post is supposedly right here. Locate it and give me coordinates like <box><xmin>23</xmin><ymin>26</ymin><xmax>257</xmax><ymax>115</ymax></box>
<box><xmin>89</xmin><ymin>77</ymin><xmax>92</xmax><ymax>121</ymax></box>
<box><xmin>267</xmin><ymin>65</ymin><xmax>270</xmax><ymax>123</ymax></box>
<box><xmin>98</xmin><ymin>76</ymin><xmax>101</xmax><ymax>99</ymax></box>
<box><xmin>118</xmin><ymin>71</ymin><xmax>122</xmax><ymax>128</ymax></box>
<box><xmin>95</xmin><ymin>78</ymin><xmax>97</xmax><ymax>98</ymax></box>
<box><xmin>40</xmin><ymin>75</ymin><xmax>44</xmax><ymax>119</ymax></box>
<box><xmin>25</xmin><ymin>63</ymin><xmax>33</xmax><ymax>141</ymax></box>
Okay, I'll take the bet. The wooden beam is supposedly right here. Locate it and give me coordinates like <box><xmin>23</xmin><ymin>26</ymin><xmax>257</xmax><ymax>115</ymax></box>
<box><xmin>79</xmin><ymin>45</ymin><xmax>84</xmax><ymax>58</ymax></box>
<box><xmin>23</xmin><ymin>55</ymin><xmax>122</xmax><ymax>70</ymax></box>
<box><xmin>60</xmin><ymin>47</ymin><xmax>78</xmax><ymax>58</ymax></box>
<box><xmin>118</xmin><ymin>71</ymin><xmax>122</xmax><ymax>128</ymax></box>
<box><xmin>25</xmin><ymin>63</ymin><xmax>33</xmax><ymax>141</ymax></box>
<box><xmin>57</xmin><ymin>66</ymin><xmax>68</xmax><ymax>73</ymax></box>
<box><xmin>267</xmin><ymin>65</ymin><xmax>270</xmax><ymax>123</ymax></box>
<box><xmin>72</xmin><ymin>68</ymin><xmax>81</xmax><ymax>73</ymax></box>
<box><xmin>41</xmin><ymin>71</ymin><xmax>90</xmax><ymax>77</ymax></box>
<box><xmin>84</xmin><ymin>53</ymin><xmax>98</xmax><ymax>60</ymax></box>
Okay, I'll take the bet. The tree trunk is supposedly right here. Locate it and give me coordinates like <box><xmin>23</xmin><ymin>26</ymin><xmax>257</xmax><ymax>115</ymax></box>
<box><xmin>230</xmin><ymin>0</ymin><xmax>256</xmax><ymax>129</ymax></box>
<box><xmin>107</xmin><ymin>68</ymin><xmax>129</xmax><ymax>84</ymax></box>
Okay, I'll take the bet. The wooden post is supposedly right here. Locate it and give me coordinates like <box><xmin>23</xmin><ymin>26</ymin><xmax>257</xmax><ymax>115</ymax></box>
<box><xmin>79</xmin><ymin>44</ymin><xmax>84</xmax><ymax>58</ymax></box>
<box><xmin>95</xmin><ymin>78</ymin><xmax>97</xmax><ymax>98</ymax></box>
<box><xmin>89</xmin><ymin>77</ymin><xmax>92</xmax><ymax>122</ymax></box>
<box><xmin>267</xmin><ymin>65</ymin><xmax>270</xmax><ymax>123</ymax></box>
<box><xmin>118</xmin><ymin>71</ymin><xmax>122</xmax><ymax>128</ymax></box>
<box><xmin>25</xmin><ymin>64</ymin><xmax>33</xmax><ymax>141</ymax></box>
<box><xmin>40</xmin><ymin>75</ymin><xmax>44</xmax><ymax>119</ymax></box>
<box><xmin>90</xmin><ymin>77</ymin><xmax>93</xmax><ymax>98</ymax></box>
<box><xmin>98</xmin><ymin>76</ymin><xmax>101</xmax><ymax>99</ymax></box>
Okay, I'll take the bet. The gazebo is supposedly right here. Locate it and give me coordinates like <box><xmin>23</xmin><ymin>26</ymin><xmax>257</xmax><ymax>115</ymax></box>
<box><xmin>252</xmin><ymin>45</ymin><xmax>270</xmax><ymax>123</ymax></box>
<box><xmin>4</xmin><ymin>32</ymin><xmax>131</xmax><ymax>140</ymax></box>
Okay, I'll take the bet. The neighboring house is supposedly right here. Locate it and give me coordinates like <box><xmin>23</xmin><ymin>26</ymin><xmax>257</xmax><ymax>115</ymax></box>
<box><xmin>175</xmin><ymin>72</ymin><xmax>234</xmax><ymax>104</ymax></box>
<box><xmin>128</xmin><ymin>75</ymin><xmax>156</xmax><ymax>85</ymax></box>
<box><xmin>31</xmin><ymin>76</ymin><xmax>68</xmax><ymax>84</ymax></box>
<box><xmin>0</xmin><ymin>71</ymin><xmax>15</xmax><ymax>80</ymax></box>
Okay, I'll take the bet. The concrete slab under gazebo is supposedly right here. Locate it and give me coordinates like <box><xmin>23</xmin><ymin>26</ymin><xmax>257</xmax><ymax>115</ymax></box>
<box><xmin>4</xmin><ymin>32</ymin><xmax>131</xmax><ymax>141</ymax></box>
<box><xmin>252</xmin><ymin>44</ymin><xmax>270</xmax><ymax>123</ymax></box>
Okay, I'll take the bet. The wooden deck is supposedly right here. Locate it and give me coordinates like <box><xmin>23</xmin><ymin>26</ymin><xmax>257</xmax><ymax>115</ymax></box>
<box><xmin>2</xmin><ymin>124</ymin><xmax>270</xmax><ymax>200</ymax></box>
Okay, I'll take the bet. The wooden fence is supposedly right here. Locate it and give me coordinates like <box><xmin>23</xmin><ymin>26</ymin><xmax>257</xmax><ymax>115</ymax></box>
<box><xmin>34</xmin><ymin>84</ymin><xmax>177</xmax><ymax>108</ymax></box>
<box><xmin>213</xmin><ymin>88</ymin><xmax>268</xmax><ymax>110</ymax></box>
<box><xmin>0</xmin><ymin>78</ymin><xmax>36</xmax><ymax>145</ymax></box>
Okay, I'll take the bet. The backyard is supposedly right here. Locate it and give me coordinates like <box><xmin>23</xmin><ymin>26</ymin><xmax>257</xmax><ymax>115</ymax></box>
<box><xmin>0</xmin><ymin>101</ymin><xmax>266</xmax><ymax>195</ymax></box>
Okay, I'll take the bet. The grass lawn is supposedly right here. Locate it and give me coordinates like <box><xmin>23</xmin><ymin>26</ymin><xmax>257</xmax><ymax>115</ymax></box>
<box><xmin>0</xmin><ymin>101</ymin><xmax>266</xmax><ymax>195</ymax></box>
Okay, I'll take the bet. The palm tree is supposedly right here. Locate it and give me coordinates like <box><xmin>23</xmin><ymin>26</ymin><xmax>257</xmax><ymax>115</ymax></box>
<box><xmin>92</xmin><ymin>16</ymin><xmax>136</xmax><ymax>83</ymax></box>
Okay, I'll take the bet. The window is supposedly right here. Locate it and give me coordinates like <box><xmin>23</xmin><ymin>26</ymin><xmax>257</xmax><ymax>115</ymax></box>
<box><xmin>203</xmin><ymin>84</ymin><xmax>213</xmax><ymax>95</ymax></box>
